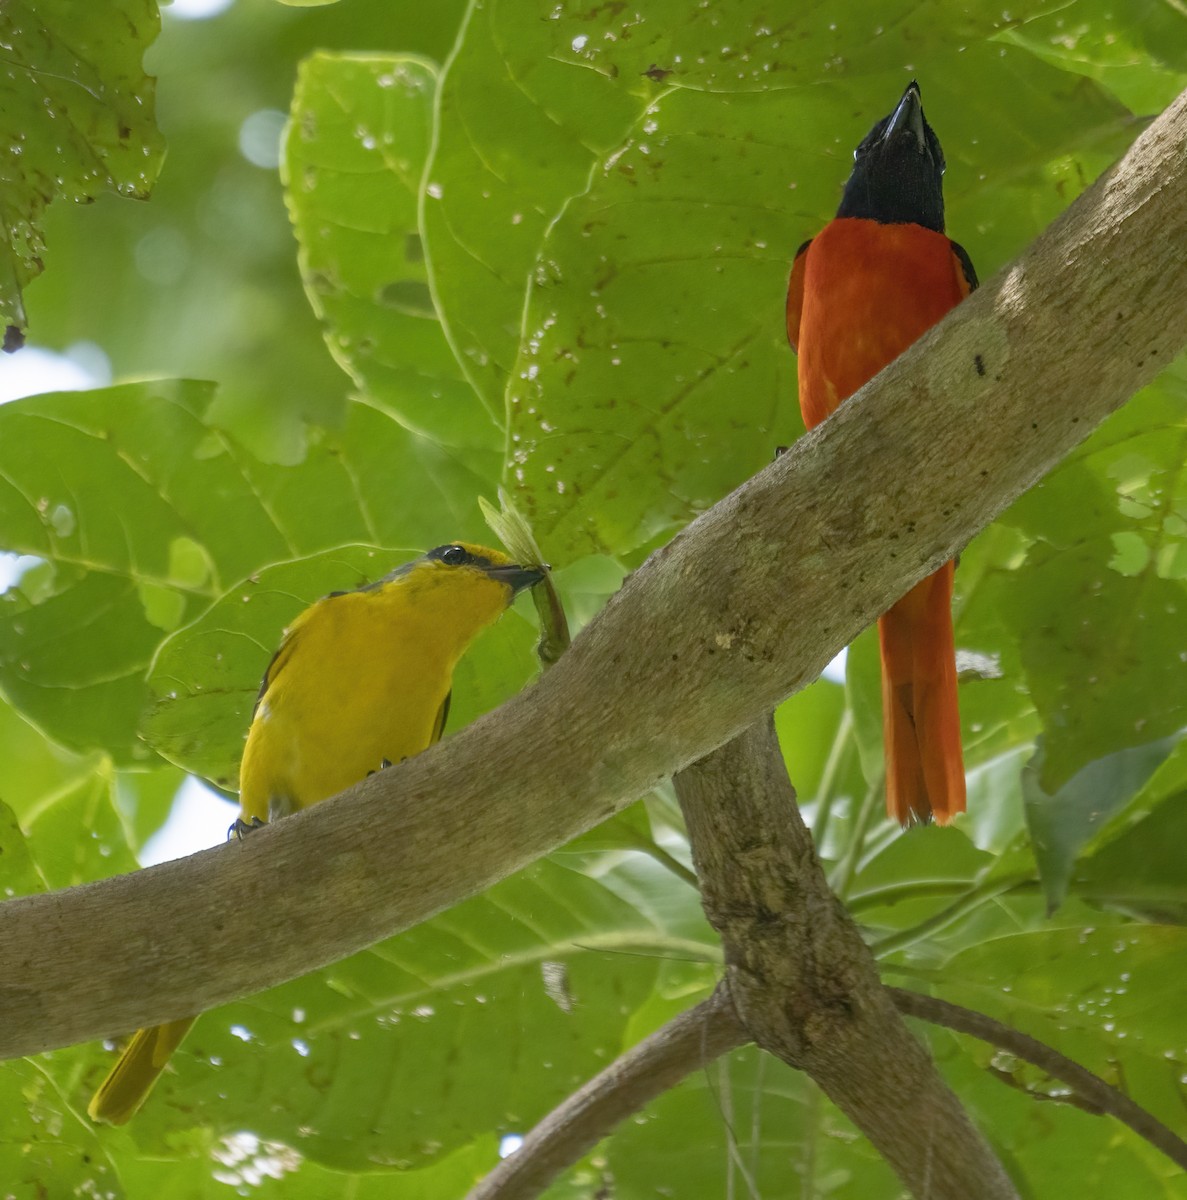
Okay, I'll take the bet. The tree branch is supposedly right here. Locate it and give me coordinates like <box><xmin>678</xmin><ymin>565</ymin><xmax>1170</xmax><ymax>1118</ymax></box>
<box><xmin>3</xmin><ymin>86</ymin><xmax>1187</xmax><ymax>1061</ymax></box>
<box><xmin>889</xmin><ymin>987</ymin><xmax>1187</xmax><ymax>1172</ymax></box>
<box><xmin>467</xmin><ymin>985</ymin><xmax>748</xmax><ymax>1200</ymax></box>
<box><xmin>675</xmin><ymin>718</ymin><xmax>1018</xmax><ymax>1199</ymax></box>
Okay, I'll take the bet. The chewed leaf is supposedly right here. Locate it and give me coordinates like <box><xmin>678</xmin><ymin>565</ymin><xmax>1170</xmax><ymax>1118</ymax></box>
<box><xmin>0</xmin><ymin>0</ymin><xmax>165</xmax><ymax>343</ymax></box>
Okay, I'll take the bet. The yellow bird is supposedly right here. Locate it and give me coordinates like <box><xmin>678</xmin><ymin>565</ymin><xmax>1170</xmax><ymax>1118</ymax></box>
<box><xmin>88</xmin><ymin>542</ymin><xmax>544</xmax><ymax>1124</ymax></box>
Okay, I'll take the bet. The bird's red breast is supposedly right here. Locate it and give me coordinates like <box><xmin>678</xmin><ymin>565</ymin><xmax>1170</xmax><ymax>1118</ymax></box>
<box><xmin>788</xmin><ymin>217</ymin><xmax>974</xmax><ymax>429</ymax></box>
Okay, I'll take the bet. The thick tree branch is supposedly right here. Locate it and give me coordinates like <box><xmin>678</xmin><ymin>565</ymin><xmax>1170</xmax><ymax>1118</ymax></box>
<box><xmin>890</xmin><ymin>988</ymin><xmax>1187</xmax><ymax>1172</ymax></box>
<box><xmin>467</xmin><ymin>985</ymin><xmax>747</xmax><ymax>1200</ymax></box>
<box><xmin>3</xmin><ymin>87</ymin><xmax>1187</xmax><ymax>1061</ymax></box>
<box><xmin>674</xmin><ymin>719</ymin><xmax>1018</xmax><ymax>1199</ymax></box>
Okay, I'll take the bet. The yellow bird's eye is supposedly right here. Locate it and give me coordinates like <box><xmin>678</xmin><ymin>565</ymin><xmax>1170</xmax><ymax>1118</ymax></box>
<box><xmin>441</xmin><ymin>545</ymin><xmax>469</xmax><ymax>566</ymax></box>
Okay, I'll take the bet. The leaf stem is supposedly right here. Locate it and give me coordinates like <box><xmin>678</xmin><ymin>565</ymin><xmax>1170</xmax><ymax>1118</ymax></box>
<box><xmin>828</xmin><ymin>774</ymin><xmax>882</xmax><ymax>900</ymax></box>
<box><xmin>870</xmin><ymin>872</ymin><xmax>1034</xmax><ymax>958</ymax></box>
<box><xmin>810</xmin><ymin>707</ymin><xmax>854</xmax><ymax>849</ymax></box>
<box><xmin>639</xmin><ymin>840</ymin><xmax>699</xmax><ymax>888</ymax></box>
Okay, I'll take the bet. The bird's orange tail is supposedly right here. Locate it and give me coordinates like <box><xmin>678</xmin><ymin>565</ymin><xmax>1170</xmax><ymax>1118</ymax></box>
<box><xmin>87</xmin><ymin>1016</ymin><xmax>196</xmax><ymax>1125</ymax></box>
<box><xmin>877</xmin><ymin>561</ymin><xmax>966</xmax><ymax>825</ymax></box>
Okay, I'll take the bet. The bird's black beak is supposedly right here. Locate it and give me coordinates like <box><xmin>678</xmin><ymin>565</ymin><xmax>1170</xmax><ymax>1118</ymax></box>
<box><xmin>883</xmin><ymin>81</ymin><xmax>926</xmax><ymax>154</ymax></box>
<box><xmin>487</xmin><ymin>562</ymin><xmax>548</xmax><ymax>594</ymax></box>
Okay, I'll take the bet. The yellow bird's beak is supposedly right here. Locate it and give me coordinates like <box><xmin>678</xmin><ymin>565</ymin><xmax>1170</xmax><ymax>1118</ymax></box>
<box><xmin>485</xmin><ymin>562</ymin><xmax>547</xmax><ymax>594</ymax></box>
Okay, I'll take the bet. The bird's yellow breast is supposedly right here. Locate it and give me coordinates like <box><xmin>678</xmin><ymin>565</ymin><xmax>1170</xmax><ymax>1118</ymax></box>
<box><xmin>237</xmin><ymin>564</ymin><xmax>513</xmax><ymax>821</ymax></box>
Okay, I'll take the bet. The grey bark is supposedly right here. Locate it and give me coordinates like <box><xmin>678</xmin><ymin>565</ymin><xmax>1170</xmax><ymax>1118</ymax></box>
<box><xmin>675</xmin><ymin>719</ymin><xmax>1019</xmax><ymax>1199</ymax></box>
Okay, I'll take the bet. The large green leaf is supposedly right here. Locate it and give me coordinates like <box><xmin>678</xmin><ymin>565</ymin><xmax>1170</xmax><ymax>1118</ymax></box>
<box><xmin>88</xmin><ymin>860</ymin><xmax>670</xmax><ymax>1171</ymax></box>
<box><xmin>0</xmin><ymin>694</ymin><xmax>96</xmax><ymax>827</ymax></box>
<box><xmin>0</xmin><ymin>382</ymin><xmax>501</xmax><ymax>762</ymax></box>
<box><xmin>114</xmin><ymin>1137</ymin><xmax>502</xmax><ymax>1200</ymax></box>
<box><xmin>0</xmin><ymin>0</ymin><xmax>164</xmax><ymax>344</ymax></box>
<box><xmin>1023</xmin><ymin>735</ymin><xmax>1181</xmax><ymax>912</ymax></box>
<box><xmin>605</xmin><ymin>1045</ymin><xmax>898</xmax><ymax>1198</ymax></box>
<box><xmin>0</xmin><ymin>1057</ymin><xmax>115</xmax><ymax>1200</ymax></box>
<box><xmin>937</xmin><ymin>925</ymin><xmax>1187</xmax><ymax>1143</ymax></box>
<box><xmin>1005</xmin><ymin>0</ymin><xmax>1187</xmax><ymax>112</ymax></box>
<box><xmin>0</xmin><ymin>797</ymin><xmax>45</xmax><ymax>897</ymax></box>
<box><xmin>1077</xmin><ymin>759</ymin><xmax>1187</xmax><ymax>924</ymax></box>
<box><xmin>284</xmin><ymin>53</ymin><xmax>500</xmax><ymax>462</ymax></box>
<box><xmin>926</xmin><ymin>1022</ymin><xmax>1187</xmax><ymax>1200</ymax></box>
<box><xmin>422</xmin><ymin>0</ymin><xmax>645</xmax><ymax>414</ymax></box>
<box><xmin>505</xmin><ymin>37</ymin><xmax>1130</xmax><ymax>558</ymax></box>
<box><xmin>997</xmin><ymin>371</ymin><xmax>1187</xmax><ymax>788</ymax></box>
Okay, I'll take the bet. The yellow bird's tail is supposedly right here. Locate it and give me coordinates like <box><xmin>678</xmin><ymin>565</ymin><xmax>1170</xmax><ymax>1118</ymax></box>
<box><xmin>87</xmin><ymin>1016</ymin><xmax>196</xmax><ymax>1125</ymax></box>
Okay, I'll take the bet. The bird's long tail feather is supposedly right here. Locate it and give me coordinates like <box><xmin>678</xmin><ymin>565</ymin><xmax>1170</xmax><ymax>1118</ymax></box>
<box><xmin>878</xmin><ymin>561</ymin><xmax>966</xmax><ymax>824</ymax></box>
<box><xmin>87</xmin><ymin>1016</ymin><xmax>196</xmax><ymax>1125</ymax></box>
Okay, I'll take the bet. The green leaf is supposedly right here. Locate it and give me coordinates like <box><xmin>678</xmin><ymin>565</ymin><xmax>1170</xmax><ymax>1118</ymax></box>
<box><xmin>605</xmin><ymin>1045</ymin><xmax>898</xmax><ymax>1198</ymax></box>
<box><xmin>925</xmin><ymin>1022</ymin><xmax>1187</xmax><ymax>1200</ymax></box>
<box><xmin>1023</xmin><ymin>736</ymin><xmax>1180</xmax><ymax>912</ymax></box>
<box><xmin>0</xmin><ymin>692</ymin><xmax>184</xmax><ymax>894</ymax></box>
<box><xmin>1004</xmin><ymin>1</ymin><xmax>1187</xmax><ymax>112</ymax></box>
<box><xmin>775</xmin><ymin>676</ymin><xmax>851</xmax><ymax>802</ymax></box>
<box><xmin>998</xmin><ymin>371</ymin><xmax>1187</xmax><ymax>788</ymax></box>
<box><xmin>114</xmin><ymin>1136</ymin><xmax>502</xmax><ymax>1199</ymax></box>
<box><xmin>0</xmin><ymin>0</ymin><xmax>165</xmax><ymax>343</ymax></box>
<box><xmin>507</xmin><ymin>39</ymin><xmax>1130</xmax><ymax>558</ymax></box>
<box><xmin>852</xmin><ymin>827</ymin><xmax>994</xmax><ymax>923</ymax></box>
<box><xmin>0</xmin><ymin>797</ymin><xmax>45</xmax><ymax>897</ymax></box>
<box><xmin>0</xmin><ymin>690</ymin><xmax>98</xmax><ymax>825</ymax></box>
<box><xmin>112</xmin><ymin>765</ymin><xmax>192</xmax><ymax>854</ymax></box>
<box><xmin>539</xmin><ymin>1</ymin><xmax>1051</xmax><ymax>94</ymax></box>
<box><xmin>845</xmin><ymin>626</ymin><xmax>884</xmax><ymax>791</ymax></box>
<box><xmin>953</xmin><ymin>524</ymin><xmax>1042</xmax><ymax>765</ymax></box>
<box><xmin>284</xmin><ymin>53</ymin><xmax>499</xmax><ymax>461</ymax></box>
<box><xmin>0</xmin><ymin>379</ymin><xmax>278</xmax><ymax>594</ymax></box>
<box><xmin>0</xmin><ymin>569</ymin><xmax>184</xmax><ymax>766</ymax></box>
<box><xmin>23</xmin><ymin>771</ymin><xmax>141</xmax><ymax>890</ymax></box>
<box><xmin>554</xmin><ymin>796</ymin><xmax>655</xmax><ymax>858</ymax></box>
<box><xmin>937</xmin><ymin>925</ymin><xmax>1187</xmax><ymax>1149</ymax></box>
<box><xmin>1078</xmin><ymin>782</ymin><xmax>1187</xmax><ymax>923</ymax></box>
<box><xmin>0</xmin><ymin>1057</ymin><xmax>115</xmax><ymax>1200</ymax></box>
<box><xmin>112</xmin><ymin>861</ymin><xmax>666</xmax><ymax>1171</ymax></box>
<box><xmin>423</xmin><ymin>0</ymin><xmax>645</xmax><ymax>412</ymax></box>
<box><xmin>0</xmin><ymin>383</ymin><xmax>508</xmax><ymax>762</ymax></box>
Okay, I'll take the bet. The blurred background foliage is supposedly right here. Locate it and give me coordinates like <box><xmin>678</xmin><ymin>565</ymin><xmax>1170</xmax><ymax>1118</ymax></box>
<box><xmin>0</xmin><ymin>1</ymin><xmax>1185</xmax><ymax>1197</ymax></box>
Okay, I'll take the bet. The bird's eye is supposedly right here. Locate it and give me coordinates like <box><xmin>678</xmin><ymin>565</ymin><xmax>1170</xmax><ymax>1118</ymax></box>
<box><xmin>441</xmin><ymin>545</ymin><xmax>469</xmax><ymax>566</ymax></box>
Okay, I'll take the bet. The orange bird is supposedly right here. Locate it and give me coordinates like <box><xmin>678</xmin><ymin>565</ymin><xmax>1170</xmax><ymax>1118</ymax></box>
<box><xmin>786</xmin><ymin>82</ymin><xmax>975</xmax><ymax>825</ymax></box>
